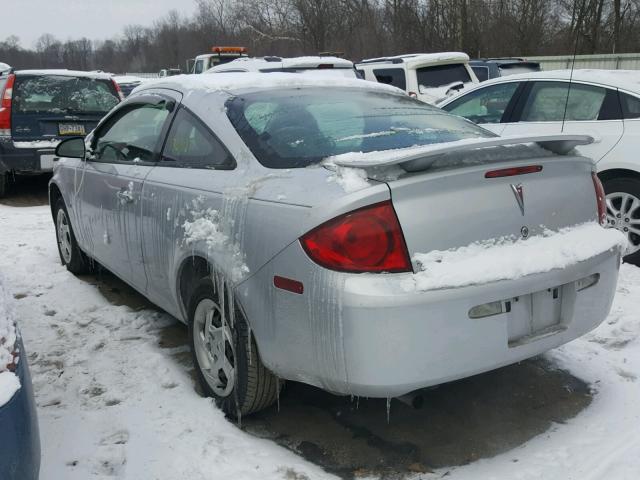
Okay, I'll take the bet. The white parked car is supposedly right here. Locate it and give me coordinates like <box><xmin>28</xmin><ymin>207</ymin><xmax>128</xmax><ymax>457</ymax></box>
<box><xmin>206</xmin><ymin>56</ymin><xmax>359</xmax><ymax>78</ymax></box>
<box><xmin>356</xmin><ymin>52</ymin><xmax>479</xmax><ymax>104</ymax></box>
<box><xmin>439</xmin><ymin>69</ymin><xmax>640</xmax><ymax>262</ymax></box>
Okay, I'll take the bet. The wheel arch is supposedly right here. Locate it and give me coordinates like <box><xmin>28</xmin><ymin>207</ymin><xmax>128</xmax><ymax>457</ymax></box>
<box><xmin>176</xmin><ymin>255</ymin><xmax>255</xmax><ymax>331</ymax></box>
<box><xmin>598</xmin><ymin>168</ymin><xmax>640</xmax><ymax>183</ymax></box>
<box><xmin>49</xmin><ymin>181</ymin><xmax>63</xmax><ymax>218</ymax></box>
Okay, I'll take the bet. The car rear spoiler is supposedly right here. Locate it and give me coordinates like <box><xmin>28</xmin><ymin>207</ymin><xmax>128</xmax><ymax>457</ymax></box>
<box><xmin>331</xmin><ymin>134</ymin><xmax>594</xmax><ymax>172</ymax></box>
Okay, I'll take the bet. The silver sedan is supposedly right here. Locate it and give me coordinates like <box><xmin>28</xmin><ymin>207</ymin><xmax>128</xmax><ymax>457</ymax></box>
<box><xmin>49</xmin><ymin>73</ymin><xmax>623</xmax><ymax>417</ymax></box>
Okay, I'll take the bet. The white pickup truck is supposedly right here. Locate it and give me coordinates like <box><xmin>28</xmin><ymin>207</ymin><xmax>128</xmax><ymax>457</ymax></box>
<box><xmin>189</xmin><ymin>46</ymin><xmax>249</xmax><ymax>74</ymax></box>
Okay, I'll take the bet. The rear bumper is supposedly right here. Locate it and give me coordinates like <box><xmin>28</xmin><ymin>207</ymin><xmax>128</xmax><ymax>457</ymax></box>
<box><xmin>0</xmin><ymin>338</ymin><xmax>40</xmax><ymax>480</ymax></box>
<box><xmin>0</xmin><ymin>138</ymin><xmax>58</xmax><ymax>174</ymax></box>
<box><xmin>241</xmin><ymin>242</ymin><xmax>621</xmax><ymax>397</ymax></box>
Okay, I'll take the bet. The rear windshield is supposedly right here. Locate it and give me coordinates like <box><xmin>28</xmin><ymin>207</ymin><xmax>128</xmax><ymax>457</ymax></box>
<box><xmin>13</xmin><ymin>75</ymin><xmax>119</xmax><ymax>115</ymax></box>
<box><xmin>417</xmin><ymin>64</ymin><xmax>471</xmax><ymax>90</ymax></box>
<box><xmin>226</xmin><ymin>87</ymin><xmax>491</xmax><ymax>168</ymax></box>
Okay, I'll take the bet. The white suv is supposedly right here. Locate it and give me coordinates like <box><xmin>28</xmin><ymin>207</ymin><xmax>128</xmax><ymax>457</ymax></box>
<box><xmin>356</xmin><ymin>52</ymin><xmax>478</xmax><ymax>104</ymax></box>
<box><xmin>206</xmin><ymin>56</ymin><xmax>359</xmax><ymax>78</ymax></box>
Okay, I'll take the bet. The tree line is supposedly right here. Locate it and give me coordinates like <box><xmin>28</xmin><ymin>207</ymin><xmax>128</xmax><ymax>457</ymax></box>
<box><xmin>2</xmin><ymin>0</ymin><xmax>640</xmax><ymax>74</ymax></box>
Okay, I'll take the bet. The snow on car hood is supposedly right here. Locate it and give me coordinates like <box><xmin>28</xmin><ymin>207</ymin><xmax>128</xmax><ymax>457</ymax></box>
<box><xmin>402</xmin><ymin>222</ymin><xmax>626</xmax><ymax>292</ymax></box>
<box><xmin>0</xmin><ymin>272</ymin><xmax>20</xmax><ymax>407</ymax></box>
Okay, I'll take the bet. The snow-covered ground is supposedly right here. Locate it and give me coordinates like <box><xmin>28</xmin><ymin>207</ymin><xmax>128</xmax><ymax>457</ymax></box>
<box><xmin>1</xmin><ymin>202</ymin><xmax>639</xmax><ymax>479</ymax></box>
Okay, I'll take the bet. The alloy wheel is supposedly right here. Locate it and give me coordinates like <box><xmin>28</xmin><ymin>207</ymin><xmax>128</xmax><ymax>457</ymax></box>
<box><xmin>56</xmin><ymin>209</ymin><xmax>73</xmax><ymax>263</ymax></box>
<box><xmin>606</xmin><ymin>191</ymin><xmax>640</xmax><ymax>255</ymax></box>
<box><xmin>192</xmin><ymin>298</ymin><xmax>236</xmax><ymax>397</ymax></box>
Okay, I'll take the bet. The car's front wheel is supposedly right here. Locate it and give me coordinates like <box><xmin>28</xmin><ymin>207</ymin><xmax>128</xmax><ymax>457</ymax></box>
<box><xmin>603</xmin><ymin>176</ymin><xmax>640</xmax><ymax>265</ymax></box>
<box><xmin>188</xmin><ymin>277</ymin><xmax>280</xmax><ymax>417</ymax></box>
<box><xmin>54</xmin><ymin>198</ymin><xmax>91</xmax><ymax>274</ymax></box>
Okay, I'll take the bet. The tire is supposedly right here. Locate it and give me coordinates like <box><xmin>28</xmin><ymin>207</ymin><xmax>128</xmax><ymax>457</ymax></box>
<box><xmin>188</xmin><ymin>277</ymin><xmax>280</xmax><ymax>417</ymax></box>
<box><xmin>0</xmin><ymin>173</ymin><xmax>7</xmax><ymax>198</ymax></box>
<box><xmin>602</xmin><ymin>176</ymin><xmax>640</xmax><ymax>265</ymax></box>
<box><xmin>53</xmin><ymin>198</ymin><xmax>92</xmax><ymax>274</ymax></box>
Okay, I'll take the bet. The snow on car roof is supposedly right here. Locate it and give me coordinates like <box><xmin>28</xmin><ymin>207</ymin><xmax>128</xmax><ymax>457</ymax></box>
<box><xmin>112</xmin><ymin>75</ymin><xmax>147</xmax><ymax>84</ymax></box>
<box><xmin>15</xmin><ymin>69</ymin><xmax>114</xmax><ymax>80</ymax></box>
<box><xmin>358</xmin><ymin>52</ymin><xmax>470</xmax><ymax>66</ymax></box>
<box><xmin>137</xmin><ymin>71</ymin><xmax>404</xmax><ymax>95</ymax></box>
<box><xmin>207</xmin><ymin>56</ymin><xmax>354</xmax><ymax>73</ymax></box>
<box><xmin>281</xmin><ymin>56</ymin><xmax>353</xmax><ymax>68</ymax></box>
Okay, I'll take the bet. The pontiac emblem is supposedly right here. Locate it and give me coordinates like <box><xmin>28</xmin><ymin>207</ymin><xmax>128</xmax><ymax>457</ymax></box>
<box><xmin>511</xmin><ymin>183</ymin><xmax>525</xmax><ymax>216</ymax></box>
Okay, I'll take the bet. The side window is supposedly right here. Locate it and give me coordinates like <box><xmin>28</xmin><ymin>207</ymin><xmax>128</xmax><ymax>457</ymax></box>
<box><xmin>443</xmin><ymin>82</ymin><xmax>520</xmax><ymax>124</ymax></box>
<box><xmin>620</xmin><ymin>92</ymin><xmax>640</xmax><ymax>119</ymax></box>
<box><xmin>373</xmin><ymin>68</ymin><xmax>406</xmax><ymax>90</ymax></box>
<box><xmin>472</xmin><ymin>66</ymin><xmax>489</xmax><ymax>82</ymax></box>
<box><xmin>162</xmin><ymin>108</ymin><xmax>234</xmax><ymax>169</ymax></box>
<box><xmin>93</xmin><ymin>103</ymin><xmax>169</xmax><ymax>162</ymax></box>
<box><xmin>520</xmin><ymin>82</ymin><xmax>607</xmax><ymax>122</ymax></box>
<box><xmin>194</xmin><ymin>60</ymin><xmax>204</xmax><ymax>74</ymax></box>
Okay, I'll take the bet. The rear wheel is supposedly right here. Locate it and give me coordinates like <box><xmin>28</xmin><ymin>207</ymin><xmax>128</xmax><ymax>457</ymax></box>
<box><xmin>188</xmin><ymin>277</ymin><xmax>280</xmax><ymax>418</ymax></box>
<box><xmin>603</xmin><ymin>176</ymin><xmax>640</xmax><ymax>265</ymax></box>
<box><xmin>54</xmin><ymin>198</ymin><xmax>92</xmax><ymax>274</ymax></box>
<box><xmin>0</xmin><ymin>173</ymin><xmax>8</xmax><ymax>198</ymax></box>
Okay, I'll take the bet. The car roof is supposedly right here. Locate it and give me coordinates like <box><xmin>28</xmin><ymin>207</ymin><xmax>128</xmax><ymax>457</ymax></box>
<box><xmin>207</xmin><ymin>56</ymin><xmax>353</xmax><ymax>72</ymax></box>
<box><xmin>442</xmin><ymin>69</ymin><xmax>640</xmax><ymax>104</ymax></box>
<box><xmin>12</xmin><ymin>69</ymin><xmax>114</xmax><ymax>80</ymax></box>
<box><xmin>357</xmin><ymin>52</ymin><xmax>470</xmax><ymax>67</ymax></box>
<box><xmin>135</xmin><ymin>71</ymin><xmax>403</xmax><ymax>96</ymax></box>
<box><xmin>470</xmin><ymin>58</ymin><xmax>539</xmax><ymax>66</ymax></box>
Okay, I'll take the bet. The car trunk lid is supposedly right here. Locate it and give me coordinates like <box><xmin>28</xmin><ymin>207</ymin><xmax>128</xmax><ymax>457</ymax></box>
<box><xmin>333</xmin><ymin>135</ymin><xmax>599</xmax><ymax>258</ymax></box>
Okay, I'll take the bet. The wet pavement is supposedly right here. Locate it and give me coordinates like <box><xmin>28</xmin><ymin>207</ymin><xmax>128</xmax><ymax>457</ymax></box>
<box><xmin>4</xmin><ymin>176</ymin><xmax>594</xmax><ymax>479</ymax></box>
<box><xmin>0</xmin><ymin>173</ymin><xmax>50</xmax><ymax>207</ymax></box>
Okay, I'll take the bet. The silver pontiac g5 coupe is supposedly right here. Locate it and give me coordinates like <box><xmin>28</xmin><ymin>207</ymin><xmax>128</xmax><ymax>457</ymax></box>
<box><xmin>49</xmin><ymin>73</ymin><xmax>623</xmax><ymax>417</ymax></box>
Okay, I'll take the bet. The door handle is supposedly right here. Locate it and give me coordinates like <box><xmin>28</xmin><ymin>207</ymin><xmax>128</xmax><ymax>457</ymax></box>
<box><xmin>117</xmin><ymin>190</ymin><xmax>134</xmax><ymax>204</ymax></box>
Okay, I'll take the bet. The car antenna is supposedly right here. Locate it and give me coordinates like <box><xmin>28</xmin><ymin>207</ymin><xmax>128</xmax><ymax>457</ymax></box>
<box><xmin>561</xmin><ymin>28</ymin><xmax>580</xmax><ymax>133</ymax></box>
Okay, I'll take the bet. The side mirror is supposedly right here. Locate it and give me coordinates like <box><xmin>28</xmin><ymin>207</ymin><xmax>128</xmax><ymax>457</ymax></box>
<box><xmin>445</xmin><ymin>82</ymin><xmax>465</xmax><ymax>96</ymax></box>
<box><xmin>55</xmin><ymin>137</ymin><xmax>86</xmax><ymax>159</ymax></box>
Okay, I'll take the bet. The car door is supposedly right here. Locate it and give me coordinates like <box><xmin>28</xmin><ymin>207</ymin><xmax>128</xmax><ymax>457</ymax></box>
<box><xmin>74</xmin><ymin>96</ymin><xmax>174</xmax><ymax>292</ymax></box>
<box><xmin>501</xmin><ymin>80</ymin><xmax>624</xmax><ymax>161</ymax></box>
<box><xmin>141</xmin><ymin>103</ymin><xmax>237</xmax><ymax>316</ymax></box>
<box><xmin>440</xmin><ymin>81</ymin><xmax>525</xmax><ymax>135</ymax></box>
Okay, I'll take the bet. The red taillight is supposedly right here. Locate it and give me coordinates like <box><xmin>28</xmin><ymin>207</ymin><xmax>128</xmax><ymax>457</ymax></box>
<box><xmin>300</xmin><ymin>201</ymin><xmax>412</xmax><ymax>273</ymax></box>
<box><xmin>485</xmin><ymin>165</ymin><xmax>543</xmax><ymax>178</ymax></box>
<box><xmin>592</xmin><ymin>172</ymin><xmax>606</xmax><ymax>226</ymax></box>
<box><xmin>111</xmin><ymin>78</ymin><xmax>125</xmax><ymax>101</ymax></box>
<box><xmin>0</xmin><ymin>73</ymin><xmax>15</xmax><ymax>136</ymax></box>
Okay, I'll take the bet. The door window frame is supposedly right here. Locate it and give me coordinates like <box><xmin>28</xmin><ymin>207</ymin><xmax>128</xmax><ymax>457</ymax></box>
<box><xmin>509</xmin><ymin>80</ymin><xmax>623</xmax><ymax>124</ymax></box>
<box><xmin>442</xmin><ymin>80</ymin><xmax>526</xmax><ymax>124</ymax></box>
<box><xmin>88</xmin><ymin>94</ymin><xmax>177</xmax><ymax>165</ymax></box>
<box><xmin>158</xmin><ymin>104</ymin><xmax>237</xmax><ymax>170</ymax></box>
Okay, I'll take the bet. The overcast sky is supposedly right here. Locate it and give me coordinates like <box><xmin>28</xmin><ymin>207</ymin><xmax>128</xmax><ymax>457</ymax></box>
<box><xmin>6</xmin><ymin>0</ymin><xmax>197</xmax><ymax>48</ymax></box>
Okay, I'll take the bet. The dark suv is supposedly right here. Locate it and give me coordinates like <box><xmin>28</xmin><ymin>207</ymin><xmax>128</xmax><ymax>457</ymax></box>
<box><xmin>0</xmin><ymin>69</ymin><xmax>122</xmax><ymax>196</ymax></box>
<box><xmin>469</xmin><ymin>58</ymin><xmax>541</xmax><ymax>82</ymax></box>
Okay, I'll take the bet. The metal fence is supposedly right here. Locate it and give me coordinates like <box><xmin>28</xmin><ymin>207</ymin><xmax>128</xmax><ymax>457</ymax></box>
<box><xmin>527</xmin><ymin>53</ymin><xmax>640</xmax><ymax>71</ymax></box>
